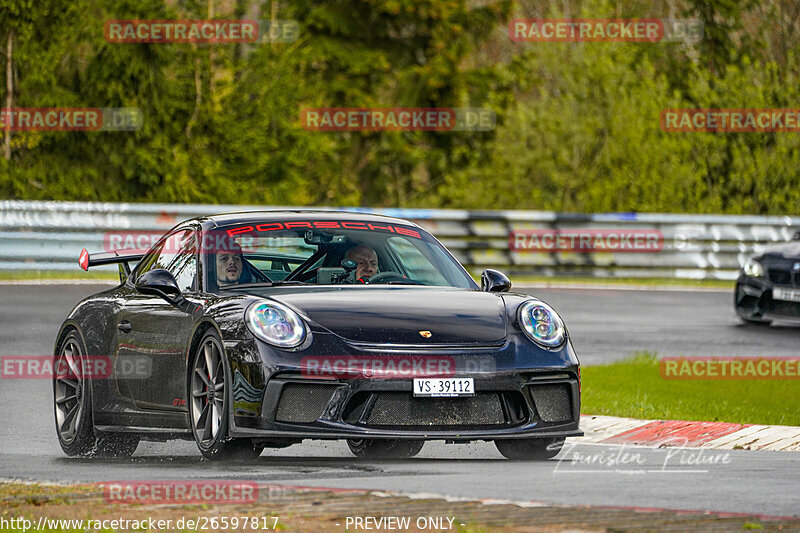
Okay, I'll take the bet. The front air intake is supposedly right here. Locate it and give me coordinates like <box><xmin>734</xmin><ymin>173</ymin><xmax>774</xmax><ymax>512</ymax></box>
<box><xmin>365</xmin><ymin>392</ymin><xmax>507</xmax><ymax>426</ymax></box>
<box><xmin>275</xmin><ymin>383</ymin><xmax>336</xmax><ymax>423</ymax></box>
<box><xmin>528</xmin><ymin>383</ymin><xmax>572</xmax><ymax>422</ymax></box>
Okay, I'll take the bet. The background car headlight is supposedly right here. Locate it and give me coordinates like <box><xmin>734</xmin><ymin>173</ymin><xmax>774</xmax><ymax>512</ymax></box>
<box><xmin>246</xmin><ymin>301</ymin><xmax>306</xmax><ymax>348</ymax></box>
<box><xmin>518</xmin><ymin>300</ymin><xmax>566</xmax><ymax>348</ymax></box>
<box><xmin>743</xmin><ymin>258</ymin><xmax>765</xmax><ymax>278</ymax></box>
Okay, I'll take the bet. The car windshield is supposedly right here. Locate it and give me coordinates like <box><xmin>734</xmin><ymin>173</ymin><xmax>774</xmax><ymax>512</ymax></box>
<box><xmin>206</xmin><ymin>220</ymin><xmax>476</xmax><ymax>291</ymax></box>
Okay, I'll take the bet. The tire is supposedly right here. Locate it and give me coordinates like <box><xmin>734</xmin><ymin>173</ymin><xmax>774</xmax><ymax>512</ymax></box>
<box><xmin>54</xmin><ymin>330</ymin><xmax>141</xmax><ymax>458</ymax></box>
<box><xmin>347</xmin><ymin>439</ymin><xmax>424</xmax><ymax>459</ymax></box>
<box><xmin>495</xmin><ymin>438</ymin><xmax>565</xmax><ymax>460</ymax></box>
<box><xmin>188</xmin><ymin>330</ymin><xmax>261</xmax><ymax>460</ymax></box>
<box><xmin>53</xmin><ymin>330</ymin><xmax>97</xmax><ymax>457</ymax></box>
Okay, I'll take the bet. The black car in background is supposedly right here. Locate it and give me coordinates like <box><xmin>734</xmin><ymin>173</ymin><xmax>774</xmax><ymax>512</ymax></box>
<box><xmin>55</xmin><ymin>211</ymin><xmax>582</xmax><ymax>462</ymax></box>
<box><xmin>735</xmin><ymin>231</ymin><xmax>800</xmax><ymax>325</ymax></box>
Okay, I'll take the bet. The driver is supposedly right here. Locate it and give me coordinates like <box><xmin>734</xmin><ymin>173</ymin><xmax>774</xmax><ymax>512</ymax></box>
<box><xmin>345</xmin><ymin>245</ymin><xmax>378</xmax><ymax>283</ymax></box>
<box><xmin>216</xmin><ymin>242</ymin><xmax>243</xmax><ymax>286</ymax></box>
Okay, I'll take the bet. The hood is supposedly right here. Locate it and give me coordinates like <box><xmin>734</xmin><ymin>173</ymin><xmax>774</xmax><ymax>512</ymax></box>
<box><xmin>269</xmin><ymin>287</ymin><xmax>507</xmax><ymax>345</ymax></box>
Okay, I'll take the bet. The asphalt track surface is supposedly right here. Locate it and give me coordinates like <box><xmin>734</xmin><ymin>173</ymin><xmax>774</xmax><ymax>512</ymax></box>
<box><xmin>1</xmin><ymin>284</ymin><xmax>799</xmax><ymax>517</ymax></box>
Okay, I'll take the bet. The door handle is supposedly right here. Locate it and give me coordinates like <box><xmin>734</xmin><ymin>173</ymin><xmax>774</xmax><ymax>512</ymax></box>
<box><xmin>117</xmin><ymin>320</ymin><xmax>132</xmax><ymax>334</ymax></box>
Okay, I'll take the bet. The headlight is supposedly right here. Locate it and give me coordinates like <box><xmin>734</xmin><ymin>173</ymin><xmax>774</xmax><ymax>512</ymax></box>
<box><xmin>743</xmin><ymin>258</ymin><xmax>765</xmax><ymax>278</ymax></box>
<box><xmin>245</xmin><ymin>301</ymin><xmax>306</xmax><ymax>348</ymax></box>
<box><xmin>518</xmin><ymin>300</ymin><xmax>566</xmax><ymax>348</ymax></box>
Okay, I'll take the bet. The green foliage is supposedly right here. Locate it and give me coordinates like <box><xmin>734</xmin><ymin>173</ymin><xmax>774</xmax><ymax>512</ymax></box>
<box><xmin>433</xmin><ymin>0</ymin><xmax>800</xmax><ymax>212</ymax></box>
<box><xmin>0</xmin><ymin>0</ymin><xmax>799</xmax><ymax>213</ymax></box>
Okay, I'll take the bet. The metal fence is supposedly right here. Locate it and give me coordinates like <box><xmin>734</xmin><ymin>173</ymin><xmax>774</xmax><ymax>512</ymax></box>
<box><xmin>1</xmin><ymin>200</ymin><xmax>799</xmax><ymax>279</ymax></box>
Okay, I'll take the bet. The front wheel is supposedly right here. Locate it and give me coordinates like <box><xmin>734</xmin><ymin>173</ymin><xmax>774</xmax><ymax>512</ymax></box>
<box><xmin>347</xmin><ymin>439</ymin><xmax>424</xmax><ymax>459</ymax></box>
<box><xmin>189</xmin><ymin>330</ymin><xmax>261</xmax><ymax>460</ymax></box>
<box><xmin>495</xmin><ymin>438</ymin><xmax>565</xmax><ymax>460</ymax></box>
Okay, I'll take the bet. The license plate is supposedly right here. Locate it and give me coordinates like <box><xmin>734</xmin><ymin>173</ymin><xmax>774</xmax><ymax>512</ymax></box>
<box><xmin>773</xmin><ymin>287</ymin><xmax>800</xmax><ymax>302</ymax></box>
<box><xmin>413</xmin><ymin>378</ymin><xmax>474</xmax><ymax>397</ymax></box>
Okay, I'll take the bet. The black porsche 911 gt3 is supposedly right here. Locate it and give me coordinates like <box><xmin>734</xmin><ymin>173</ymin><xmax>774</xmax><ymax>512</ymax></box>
<box><xmin>54</xmin><ymin>211</ymin><xmax>582</xmax><ymax>461</ymax></box>
<box><xmin>735</xmin><ymin>231</ymin><xmax>800</xmax><ymax>325</ymax></box>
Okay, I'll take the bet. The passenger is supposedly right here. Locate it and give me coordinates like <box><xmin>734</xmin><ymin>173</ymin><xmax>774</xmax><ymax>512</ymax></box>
<box><xmin>216</xmin><ymin>243</ymin><xmax>244</xmax><ymax>286</ymax></box>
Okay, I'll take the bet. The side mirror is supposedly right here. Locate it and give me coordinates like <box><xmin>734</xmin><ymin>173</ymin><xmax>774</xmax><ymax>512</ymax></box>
<box><xmin>135</xmin><ymin>269</ymin><xmax>181</xmax><ymax>301</ymax></box>
<box><xmin>793</xmin><ymin>231</ymin><xmax>800</xmax><ymax>241</ymax></box>
<box><xmin>481</xmin><ymin>269</ymin><xmax>511</xmax><ymax>293</ymax></box>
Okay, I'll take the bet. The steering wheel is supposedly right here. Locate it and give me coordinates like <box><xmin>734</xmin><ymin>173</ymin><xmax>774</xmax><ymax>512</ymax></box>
<box><xmin>367</xmin><ymin>271</ymin><xmax>410</xmax><ymax>284</ymax></box>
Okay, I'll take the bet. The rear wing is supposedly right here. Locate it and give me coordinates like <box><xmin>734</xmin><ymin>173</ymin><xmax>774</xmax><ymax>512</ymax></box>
<box><xmin>79</xmin><ymin>248</ymin><xmax>145</xmax><ymax>281</ymax></box>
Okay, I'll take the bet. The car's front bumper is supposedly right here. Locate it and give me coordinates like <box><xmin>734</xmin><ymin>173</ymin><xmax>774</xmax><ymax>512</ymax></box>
<box><xmin>226</xmin><ymin>333</ymin><xmax>582</xmax><ymax>441</ymax></box>
<box><xmin>735</xmin><ymin>275</ymin><xmax>800</xmax><ymax>321</ymax></box>
<box><xmin>230</xmin><ymin>372</ymin><xmax>582</xmax><ymax>441</ymax></box>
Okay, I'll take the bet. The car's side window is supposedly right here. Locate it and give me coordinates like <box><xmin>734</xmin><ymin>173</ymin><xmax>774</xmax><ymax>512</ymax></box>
<box><xmin>169</xmin><ymin>233</ymin><xmax>198</xmax><ymax>293</ymax></box>
<box><xmin>133</xmin><ymin>243</ymin><xmax>166</xmax><ymax>279</ymax></box>
<box><xmin>136</xmin><ymin>229</ymin><xmax>197</xmax><ymax>292</ymax></box>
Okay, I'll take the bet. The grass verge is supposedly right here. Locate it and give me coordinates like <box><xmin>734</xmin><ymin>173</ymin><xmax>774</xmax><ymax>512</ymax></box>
<box><xmin>582</xmin><ymin>353</ymin><xmax>800</xmax><ymax>426</ymax></box>
<box><xmin>505</xmin><ymin>275</ymin><xmax>734</xmax><ymax>289</ymax></box>
<box><xmin>0</xmin><ymin>270</ymin><xmax>118</xmax><ymax>281</ymax></box>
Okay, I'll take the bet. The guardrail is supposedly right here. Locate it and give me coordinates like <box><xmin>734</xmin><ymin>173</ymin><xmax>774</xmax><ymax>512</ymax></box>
<box><xmin>1</xmin><ymin>200</ymin><xmax>799</xmax><ymax>279</ymax></box>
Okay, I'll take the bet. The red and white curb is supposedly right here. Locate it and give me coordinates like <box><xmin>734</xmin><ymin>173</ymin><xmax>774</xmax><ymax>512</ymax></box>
<box><xmin>575</xmin><ymin>415</ymin><xmax>800</xmax><ymax>451</ymax></box>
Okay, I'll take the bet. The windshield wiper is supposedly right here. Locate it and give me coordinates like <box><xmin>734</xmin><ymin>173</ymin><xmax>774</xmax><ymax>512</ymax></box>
<box><xmin>219</xmin><ymin>281</ymin><xmax>309</xmax><ymax>290</ymax></box>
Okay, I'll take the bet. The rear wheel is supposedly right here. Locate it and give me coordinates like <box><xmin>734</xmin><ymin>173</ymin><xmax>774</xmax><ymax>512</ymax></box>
<box><xmin>495</xmin><ymin>438</ymin><xmax>565</xmax><ymax>460</ymax></box>
<box><xmin>189</xmin><ymin>330</ymin><xmax>261</xmax><ymax>460</ymax></box>
<box><xmin>54</xmin><ymin>331</ymin><xmax>95</xmax><ymax>456</ymax></box>
<box><xmin>54</xmin><ymin>331</ymin><xmax>139</xmax><ymax>458</ymax></box>
<box><xmin>347</xmin><ymin>439</ymin><xmax>424</xmax><ymax>459</ymax></box>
